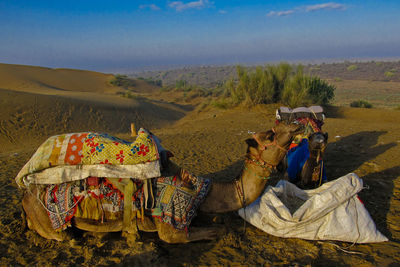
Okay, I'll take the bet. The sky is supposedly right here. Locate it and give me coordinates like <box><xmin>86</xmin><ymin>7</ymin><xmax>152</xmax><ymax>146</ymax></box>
<box><xmin>1</xmin><ymin>0</ymin><xmax>399</xmax><ymax>72</ymax></box>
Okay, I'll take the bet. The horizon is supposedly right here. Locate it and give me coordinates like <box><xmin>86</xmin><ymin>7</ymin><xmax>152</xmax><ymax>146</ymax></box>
<box><xmin>1</xmin><ymin>0</ymin><xmax>400</xmax><ymax>73</ymax></box>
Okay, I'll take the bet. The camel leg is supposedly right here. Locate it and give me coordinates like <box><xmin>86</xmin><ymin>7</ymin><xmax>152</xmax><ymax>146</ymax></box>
<box><xmin>72</xmin><ymin>217</ymin><xmax>123</xmax><ymax>232</ymax></box>
<box><xmin>22</xmin><ymin>189</ymin><xmax>66</xmax><ymax>241</ymax></box>
<box><xmin>155</xmin><ymin>220</ymin><xmax>220</xmax><ymax>244</ymax></box>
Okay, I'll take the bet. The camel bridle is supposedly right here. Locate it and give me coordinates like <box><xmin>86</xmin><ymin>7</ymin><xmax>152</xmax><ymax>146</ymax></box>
<box><xmin>250</xmin><ymin>127</ymin><xmax>288</xmax><ymax>169</ymax></box>
<box><xmin>252</xmin><ymin>128</ymin><xmax>287</xmax><ymax>153</ymax></box>
<box><xmin>236</xmin><ymin>128</ymin><xmax>291</xmax><ymax>211</ymax></box>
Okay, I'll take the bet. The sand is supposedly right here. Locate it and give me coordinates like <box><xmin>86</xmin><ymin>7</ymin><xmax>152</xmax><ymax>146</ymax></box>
<box><xmin>0</xmin><ymin>64</ymin><xmax>399</xmax><ymax>266</ymax></box>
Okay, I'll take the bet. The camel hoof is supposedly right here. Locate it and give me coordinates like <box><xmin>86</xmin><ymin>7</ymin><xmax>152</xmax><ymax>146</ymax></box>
<box><xmin>122</xmin><ymin>231</ymin><xmax>140</xmax><ymax>247</ymax></box>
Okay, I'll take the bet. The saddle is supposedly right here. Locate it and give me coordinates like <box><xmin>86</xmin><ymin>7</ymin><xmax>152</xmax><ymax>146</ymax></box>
<box><xmin>17</xmin><ymin>128</ymin><xmax>163</xmax><ymax>234</ymax></box>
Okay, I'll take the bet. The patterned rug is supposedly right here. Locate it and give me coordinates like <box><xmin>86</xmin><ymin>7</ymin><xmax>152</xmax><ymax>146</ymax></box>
<box><xmin>152</xmin><ymin>170</ymin><xmax>211</xmax><ymax>230</ymax></box>
<box><xmin>43</xmin><ymin>171</ymin><xmax>211</xmax><ymax>231</ymax></box>
<box><xmin>44</xmin><ymin>183</ymin><xmax>81</xmax><ymax>230</ymax></box>
<box><xmin>45</xmin><ymin>178</ymin><xmax>126</xmax><ymax>230</ymax></box>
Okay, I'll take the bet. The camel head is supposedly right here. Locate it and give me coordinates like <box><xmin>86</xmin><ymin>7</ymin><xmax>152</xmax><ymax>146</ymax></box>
<box><xmin>246</xmin><ymin>122</ymin><xmax>304</xmax><ymax>167</ymax></box>
<box><xmin>309</xmin><ymin>132</ymin><xmax>328</xmax><ymax>152</ymax></box>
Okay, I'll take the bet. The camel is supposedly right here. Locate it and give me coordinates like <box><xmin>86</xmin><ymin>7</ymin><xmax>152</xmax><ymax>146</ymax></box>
<box><xmin>298</xmin><ymin>131</ymin><xmax>328</xmax><ymax>188</ymax></box>
<box><xmin>21</xmin><ymin>122</ymin><xmax>303</xmax><ymax>244</ymax></box>
<box><xmin>282</xmin><ymin>131</ymin><xmax>328</xmax><ymax>189</ymax></box>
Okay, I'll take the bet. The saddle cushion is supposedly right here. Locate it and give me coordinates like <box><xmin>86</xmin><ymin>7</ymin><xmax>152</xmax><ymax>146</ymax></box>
<box><xmin>152</xmin><ymin>170</ymin><xmax>211</xmax><ymax>230</ymax></box>
<box><xmin>16</xmin><ymin>128</ymin><xmax>161</xmax><ymax>187</ymax></box>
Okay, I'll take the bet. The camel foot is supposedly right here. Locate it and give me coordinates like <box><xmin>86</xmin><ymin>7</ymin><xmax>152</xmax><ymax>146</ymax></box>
<box><xmin>22</xmin><ymin>189</ymin><xmax>66</xmax><ymax>241</ymax></box>
<box><xmin>72</xmin><ymin>217</ymin><xmax>123</xmax><ymax>232</ymax></box>
<box><xmin>156</xmin><ymin>220</ymin><xmax>223</xmax><ymax>243</ymax></box>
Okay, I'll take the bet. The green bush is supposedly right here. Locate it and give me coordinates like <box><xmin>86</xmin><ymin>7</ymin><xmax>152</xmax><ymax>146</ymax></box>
<box><xmin>117</xmin><ymin>90</ymin><xmax>143</xmax><ymax>100</ymax></box>
<box><xmin>211</xmin><ymin>99</ymin><xmax>233</xmax><ymax>109</ymax></box>
<box><xmin>281</xmin><ymin>66</ymin><xmax>310</xmax><ymax>108</ymax></box>
<box><xmin>307</xmin><ymin>77</ymin><xmax>335</xmax><ymax>105</ymax></box>
<box><xmin>384</xmin><ymin>71</ymin><xmax>395</xmax><ymax>78</ymax></box>
<box><xmin>110</xmin><ymin>74</ymin><xmax>136</xmax><ymax>88</ymax></box>
<box><xmin>221</xmin><ymin>63</ymin><xmax>335</xmax><ymax>108</ymax></box>
<box><xmin>137</xmin><ymin>77</ymin><xmax>162</xmax><ymax>86</ymax></box>
<box><xmin>350</xmin><ymin>100</ymin><xmax>372</xmax><ymax>108</ymax></box>
<box><xmin>347</xmin><ymin>65</ymin><xmax>358</xmax><ymax>71</ymax></box>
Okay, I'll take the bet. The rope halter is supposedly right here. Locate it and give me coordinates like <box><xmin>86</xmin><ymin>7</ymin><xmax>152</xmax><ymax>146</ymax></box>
<box><xmin>252</xmin><ymin>127</ymin><xmax>287</xmax><ymax>153</ymax></box>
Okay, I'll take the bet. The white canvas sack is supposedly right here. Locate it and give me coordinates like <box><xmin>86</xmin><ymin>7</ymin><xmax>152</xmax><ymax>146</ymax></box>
<box><xmin>238</xmin><ymin>173</ymin><xmax>388</xmax><ymax>243</ymax></box>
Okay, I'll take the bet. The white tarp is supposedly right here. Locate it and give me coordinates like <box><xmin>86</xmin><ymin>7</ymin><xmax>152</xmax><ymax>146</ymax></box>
<box><xmin>238</xmin><ymin>173</ymin><xmax>388</xmax><ymax>243</ymax></box>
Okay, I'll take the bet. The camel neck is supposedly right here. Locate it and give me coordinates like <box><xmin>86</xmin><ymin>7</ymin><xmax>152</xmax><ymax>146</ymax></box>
<box><xmin>199</xmin><ymin>156</ymin><xmax>272</xmax><ymax>213</ymax></box>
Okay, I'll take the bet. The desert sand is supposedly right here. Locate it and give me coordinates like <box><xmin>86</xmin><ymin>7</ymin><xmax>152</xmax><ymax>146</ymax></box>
<box><xmin>0</xmin><ymin>63</ymin><xmax>399</xmax><ymax>266</ymax></box>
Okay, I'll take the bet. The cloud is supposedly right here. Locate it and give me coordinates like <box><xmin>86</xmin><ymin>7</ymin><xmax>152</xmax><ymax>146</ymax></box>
<box><xmin>218</xmin><ymin>10</ymin><xmax>227</xmax><ymax>14</ymax></box>
<box><xmin>305</xmin><ymin>2</ymin><xmax>346</xmax><ymax>12</ymax></box>
<box><xmin>169</xmin><ymin>0</ymin><xmax>212</xmax><ymax>12</ymax></box>
<box><xmin>139</xmin><ymin>4</ymin><xmax>160</xmax><ymax>11</ymax></box>
<box><xmin>267</xmin><ymin>2</ymin><xmax>346</xmax><ymax>17</ymax></box>
<box><xmin>267</xmin><ymin>10</ymin><xmax>295</xmax><ymax>17</ymax></box>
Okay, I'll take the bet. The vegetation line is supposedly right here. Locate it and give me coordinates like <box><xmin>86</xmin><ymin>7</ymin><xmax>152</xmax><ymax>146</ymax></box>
<box><xmin>216</xmin><ymin>63</ymin><xmax>335</xmax><ymax>108</ymax></box>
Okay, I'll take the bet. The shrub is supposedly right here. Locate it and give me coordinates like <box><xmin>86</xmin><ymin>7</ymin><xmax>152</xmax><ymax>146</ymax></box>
<box><xmin>307</xmin><ymin>77</ymin><xmax>335</xmax><ymax>105</ymax></box>
<box><xmin>384</xmin><ymin>71</ymin><xmax>395</xmax><ymax>78</ymax></box>
<box><xmin>175</xmin><ymin>79</ymin><xmax>188</xmax><ymax>90</ymax></box>
<box><xmin>350</xmin><ymin>100</ymin><xmax>373</xmax><ymax>108</ymax></box>
<box><xmin>347</xmin><ymin>65</ymin><xmax>358</xmax><ymax>71</ymax></box>
<box><xmin>281</xmin><ymin>66</ymin><xmax>310</xmax><ymax>108</ymax></box>
<box><xmin>221</xmin><ymin>63</ymin><xmax>335</xmax><ymax>108</ymax></box>
<box><xmin>137</xmin><ymin>77</ymin><xmax>162</xmax><ymax>86</ymax></box>
<box><xmin>211</xmin><ymin>99</ymin><xmax>233</xmax><ymax>109</ymax></box>
<box><xmin>110</xmin><ymin>74</ymin><xmax>136</xmax><ymax>88</ymax></box>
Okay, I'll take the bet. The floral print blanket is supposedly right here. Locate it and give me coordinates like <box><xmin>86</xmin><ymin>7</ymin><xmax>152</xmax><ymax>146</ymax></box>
<box><xmin>16</xmin><ymin>128</ymin><xmax>161</xmax><ymax>187</ymax></box>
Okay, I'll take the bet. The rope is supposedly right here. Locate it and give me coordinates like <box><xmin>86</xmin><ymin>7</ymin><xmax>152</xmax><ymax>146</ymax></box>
<box><xmin>241</xmin><ymin>174</ymin><xmax>247</xmax><ymax>234</ymax></box>
<box><xmin>317</xmin><ymin>241</ymin><xmax>366</xmax><ymax>255</ymax></box>
<box><xmin>28</xmin><ymin>184</ymin><xmax>85</xmax><ymax>216</ymax></box>
<box><xmin>318</xmin><ymin>161</ymin><xmax>324</xmax><ymax>187</ymax></box>
<box><xmin>317</xmin><ymin>196</ymin><xmax>362</xmax><ymax>253</ymax></box>
<box><xmin>310</xmin><ymin>109</ymin><xmax>318</xmax><ymax>120</ymax></box>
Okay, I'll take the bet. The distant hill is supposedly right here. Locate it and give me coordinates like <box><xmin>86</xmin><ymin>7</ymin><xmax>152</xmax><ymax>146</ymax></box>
<box><xmin>131</xmin><ymin>61</ymin><xmax>400</xmax><ymax>89</ymax></box>
<box><xmin>305</xmin><ymin>61</ymin><xmax>400</xmax><ymax>82</ymax></box>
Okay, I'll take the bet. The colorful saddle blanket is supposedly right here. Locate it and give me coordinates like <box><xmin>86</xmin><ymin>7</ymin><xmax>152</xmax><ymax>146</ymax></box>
<box><xmin>44</xmin><ymin>172</ymin><xmax>211</xmax><ymax>231</ymax></box>
<box><xmin>16</xmin><ymin>128</ymin><xmax>161</xmax><ymax>187</ymax></box>
<box><xmin>152</xmin><ymin>170</ymin><xmax>211</xmax><ymax>230</ymax></box>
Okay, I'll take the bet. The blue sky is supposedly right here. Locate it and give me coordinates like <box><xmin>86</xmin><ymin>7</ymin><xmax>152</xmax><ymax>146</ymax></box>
<box><xmin>1</xmin><ymin>0</ymin><xmax>399</xmax><ymax>72</ymax></box>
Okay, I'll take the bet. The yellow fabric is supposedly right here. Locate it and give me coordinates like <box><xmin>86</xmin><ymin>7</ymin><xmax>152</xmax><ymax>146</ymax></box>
<box><xmin>15</xmin><ymin>128</ymin><xmax>160</xmax><ymax>187</ymax></box>
<box><xmin>122</xmin><ymin>179</ymin><xmax>134</xmax><ymax>231</ymax></box>
<box><xmin>81</xmin><ymin>130</ymin><xmax>158</xmax><ymax>165</ymax></box>
<box><xmin>75</xmin><ymin>197</ymin><xmax>122</xmax><ymax>221</ymax></box>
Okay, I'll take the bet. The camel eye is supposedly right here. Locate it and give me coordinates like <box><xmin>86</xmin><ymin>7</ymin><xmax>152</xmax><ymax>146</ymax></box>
<box><xmin>268</xmin><ymin>133</ymin><xmax>275</xmax><ymax>141</ymax></box>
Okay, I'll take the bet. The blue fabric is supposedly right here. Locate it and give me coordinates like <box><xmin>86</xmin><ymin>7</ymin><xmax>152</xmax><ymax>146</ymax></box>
<box><xmin>286</xmin><ymin>139</ymin><xmax>327</xmax><ymax>183</ymax></box>
<box><xmin>287</xmin><ymin>139</ymin><xmax>310</xmax><ymax>182</ymax></box>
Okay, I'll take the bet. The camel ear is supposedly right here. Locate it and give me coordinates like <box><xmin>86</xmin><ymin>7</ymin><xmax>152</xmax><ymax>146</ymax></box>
<box><xmin>245</xmin><ymin>138</ymin><xmax>258</xmax><ymax>148</ymax></box>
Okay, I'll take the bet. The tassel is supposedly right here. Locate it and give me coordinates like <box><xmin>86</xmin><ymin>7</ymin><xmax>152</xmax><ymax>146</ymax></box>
<box><xmin>141</xmin><ymin>205</ymin><xmax>144</xmax><ymax>222</ymax></box>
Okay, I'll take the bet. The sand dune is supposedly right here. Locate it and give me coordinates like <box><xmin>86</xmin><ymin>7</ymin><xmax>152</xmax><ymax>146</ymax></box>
<box><xmin>0</xmin><ymin>63</ymin><xmax>187</xmax><ymax>153</ymax></box>
<box><xmin>0</xmin><ymin>63</ymin><xmax>118</xmax><ymax>94</ymax></box>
